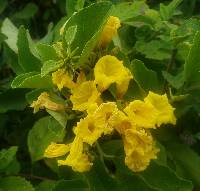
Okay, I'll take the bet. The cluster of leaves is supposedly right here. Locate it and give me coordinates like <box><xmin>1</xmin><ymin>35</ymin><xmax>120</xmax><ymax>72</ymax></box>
<box><xmin>1</xmin><ymin>0</ymin><xmax>200</xmax><ymax>190</ymax></box>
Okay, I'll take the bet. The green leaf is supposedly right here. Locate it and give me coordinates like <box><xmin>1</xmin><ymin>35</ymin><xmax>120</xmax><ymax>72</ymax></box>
<box><xmin>47</xmin><ymin>110</ymin><xmax>68</xmax><ymax>128</ymax></box>
<box><xmin>0</xmin><ymin>176</ymin><xmax>34</xmax><ymax>191</ymax></box>
<box><xmin>17</xmin><ymin>26</ymin><xmax>41</xmax><ymax>72</ymax></box>
<box><xmin>1</xmin><ymin>18</ymin><xmax>18</xmax><ymax>53</ymax></box>
<box><xmin>41</xmin><ymin>60</ymin><xmax>64</xmax><ymax>77</ymax></box>
<box><xmin>160</xmin><ymin>0</ymin><xmax>183</xmax><ymax>20</ymax></box>
<box><xmin>28</xmin><ymin>116</ymin><xmax>65</xmax><ymax>162</ymax></box>
<box><xmin>63</xmin><ymin>2</ymin><xmax>112</xmax><ymax>65</ymax></box>
<box><xmin>35</xmin><ymin>180</ymin><xmax>56</xmax><ymax>191</ymax></box>
<box><xmin>66</xmin><ymin>0</ymin><xmax>85</xmax><ymax>16</ymax></box>
<box><xmin>36</xmin><ymin>44</ymin><xmax>58</xmax><ymax>62</ymax></box>
<box><xmin>53</xmin><ymin>179</ymin><xmax>89</xmax><ymax>191</ymax></box>
<box><xmin>64</xmin><ymin>25</ymin><xmax>77</xmax><ymax>46</ymax></box>
<box><xmin>184</xmin><ymin>31</ymin><xmax>200</xmax><ymax>90</ymax></box>
<box><xmin>130</xmin><ymin>59</ymin><xmax>159</xmax><ymax>93</ymax></box>
<box><xmin>85</xmin><ymin>159</ymin><xmax>121</xmax><ymax>191</ymax></box>
<box><xmin>140</xmin><ymin>162</ymin><xmax>193</xmax><ymax>191</ymax></box>
<box><xmin>0</xmin><ymin>146</ymin><xmax>18</xmax><ymax>171</ymax></box>
<box><xmin>135</xmin><ymin>40</ymin><xmax>171</xmax><ymax>60</ymax></box>
<box><xmin>166</xmin><ymin>142</ymin><xmax>200</xmax><ymax>186</ymax></box>
<box><xmin>11</xmin><ymin>72</ymin><xmax>53</xmax><ymax>89</ymax></box>
<box><xmin>0</xmin><ymin>89</ymin><xmax>28</xmax><ymax>113</ymax></box>
<box><xmin>13</xmin><ymin>3</ymin><xmax>38</xmax><ymax>19</ymax></box>
<box><xmin>162</xmin><ymin>71</ymin><xmax>184</xmax><ymax>89</ymax></box>
<box><xmin>111</xmin><ymin>1</ymin><xmax>148</xmax><ymax>22</ymax></box>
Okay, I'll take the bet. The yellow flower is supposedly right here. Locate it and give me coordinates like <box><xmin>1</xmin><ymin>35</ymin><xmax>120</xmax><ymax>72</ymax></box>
<box><xmin>93</xmin><ymin>102</ymin><xmax>119</xmax><ymax>135</ymax></box>
<box><xmin>94</xmin><ymin>55</ymin><xmax>132</xmax><ymax>96</ymax></box>
<box><xmin>30</xmin><ymin>92</ymin><xmax>65</xmax><ymax>113</ymax></box>
<box><xmin>74</xmin><ymin>114</ymin><xmax>105</xmax><ymax>146</ymax></box>
<box><xmin>44</xmin><ymin>142</ymin><xmax>70</xmax><ymax>158</ymax></box>
<box><xmin>98</xmin><ymin>16</ymin><xmax>121</xmax><ymax>48</ymax></box>
<box><xmin>144</xmin><ymin>91</ymin><xmax>176</xmax><ymax>127</ymax></box>
<box><xmin>109</xmin><ymin>110</ymin><xmax>135</xmax><ymax>135</ymax></box>
<box><xmin>58</xmin><ymin>136</ymin><xmax>92</xmax><ymax>172</ymax></box>
<box><xmin>124</xmin><ymin>100</ymin><xmax>158</xmax><ymax>128</ymax></box>
<box><xmin>52</xmin><ymin>69</ymin><xmax>76</xmax><ymax>90</ymax></box>
<box><xmin>70</xmin><ymin>81</ymin><xmax>101</xmax><ymax>111</ymax></box>
<box><xmin>123</xmin><ymin>129</ymin><xmax>159</xmax><ymax>172</ymax></box>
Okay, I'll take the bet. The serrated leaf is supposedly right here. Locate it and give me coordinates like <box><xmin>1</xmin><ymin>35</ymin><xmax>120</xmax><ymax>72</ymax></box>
<box><xmin>1</xmin><ymin>18</ymin><xmax>18</xmax><ymax>53</ymax></box>
<box><xmin>28</xmin><ymin>116</ymin><xmax>65</xmax><ymax>162</ymax></box>
<box><xmin>130</xmin><ymin>59</ymin><xmax>159</xmax><ymax>93</ymax></box>
<box><xmin>0</xmin><ymin>146</ymin><xmax>18</xmax><ymax>171</ymax></box>
<box><xmin>0</xmin><ymin>176</ymin><xmax>34</xmax><ymax>191</ymax></box>
<box><xmin>17</xmin><ymin>26</ymin><xmax>41</xmax><ymax>72</ymax></box>
<box><xmin>11</xmin><ymin>72</ymin><xmax>53</xmax><ymax>89</ymax></box>
<box><xmin>0</xmin><ymin>89</ymin><xmax>28</xmax><ymax>113</ymax></box>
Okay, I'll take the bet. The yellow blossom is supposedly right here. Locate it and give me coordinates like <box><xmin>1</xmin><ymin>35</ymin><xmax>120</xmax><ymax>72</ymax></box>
<box><xmin>123</xmin><ymin>129</ymin><xmax>159</xmax><ymax>172</ymax></box>
<box><xmin>124</xmin><ymin>100</ymin><xmax>158</xmax><ymax>128</ymax></box>
<box><xmin>74</xmin><ymin>114</ymin><xmax>105</xmax><ymax>146</ymax></box>
<box><xmin>94</xmin><ymin>55</ymin><xmax>132</xmax><ymax>96</ymax></box>
<box><xmin>109</xmin><ymin>110</ymin><xmax>135</xmax><ymax>135</ymax></box>
<box><xmin>44</xmin><ymin>142</ymin><xmax>70</xmax><ymax>158</ymax></box>
<box><xmin>94</xmin><ymin>102</ymin><xmax>119</xmax><ymax>135</ymax></box>
<box><xmin>58</xmin><ymin>136</ymin><xmax>92</xmax><ymax>172</ymax></box>
<box><xmin>98</xmin><ymin>16</ymin><xmax>121</xmax><ymax>48</ymax></box>
<box><xmin>30</xmin><ymin>92</ymin><xmax>65</xmax><ymax>113</ymax></box>
<box><xmin>144</xmin><ymin>91</ymin><xmax>176</xmax><ymax>127</ymax></box>
<box><xmin>70</xmin><ymin>81</ymin><xmax>101</xmax><ymax>111</ymax></box>
<box><xmin>52</xmin><ymin>69</ymin><xmax>76</xmax><ymax>90</ymax></box>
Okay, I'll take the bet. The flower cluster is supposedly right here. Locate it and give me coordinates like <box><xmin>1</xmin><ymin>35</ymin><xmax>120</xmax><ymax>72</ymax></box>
<box><xmin>31</xmin><ymin>16</ymin><xmax>176</xmax><ymax>173</ymax></box>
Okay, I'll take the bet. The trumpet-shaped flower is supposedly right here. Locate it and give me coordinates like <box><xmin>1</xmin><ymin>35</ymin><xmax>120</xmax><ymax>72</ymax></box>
<box><xmin>30</xmin><ymin>92</ymin><xmax>65</xmax><ymax>113</ymax></box>
<box><xmin>124</xmin><ymin>100</ymin><xmax>158</xmax><ymax>128</ymax></box>
<box><xmin>70</xmin><ymin>81</ymin><xmax>101</xmax><ymax>111</ymax></box>
<box><xmin>98</xmin><ymin>16</ymin><xmax>121</xmax><ymax>48</ymax></box>
<box><xmin>74</xmin><ymin>114</ymin><xmax>105</xmax><ymax>146</ymax></box>
<box><xmin>123</xmin><ymin>129</ymin><xmax>159</xmax><ymax>172</ymax></box>
<box><xmin>144</xmin><ymin>91</ymin><xmax>176</xmax><ymax>127</ymax></box>
<box><xmin>52</xmin><ymin>69</ymin><xmax>76</xmax><ymax>90</ymax></box>
<box><xmin>58</xmin><ymin>136</ymin><xmax>92</xmax><ymax>172</ymax></box>
<box><xmin>44</xmin><ymin>142</ymin><xmax>70</xmax><ymax>158</ymax></box>
<box><xmin>94</xmin><ymin>55</ymin><xmax>132</xmax><ymax>96</ymax></box>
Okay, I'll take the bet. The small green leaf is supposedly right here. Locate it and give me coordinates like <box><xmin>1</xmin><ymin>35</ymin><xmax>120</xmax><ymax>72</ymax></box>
<box><xmin>41</xmin><ymin>60</ymin><xmax>64</xmax><ymax>77</ymax></box>
<box><xmin>0</xmin><ymin>176</ymin><xmax>34</xmax><ymax>191</ymax></box>
<box><xmin>36</xmin><ymin>44</ymin><xmax>58</xmax><ymax>62</ymax></box>
<box><xmin>65</xmin><ymin>25</ymin><xmax>77</xmax><ymax>46</ymax></box>
<box><xmin>28</xmin><ymin>116</ymin><xmax>65</xmax><ymax>162</ymax></box>
<box><xmin>1</xmin><ymin>18</ymin><xmax>18</xmax><ymax>53</ymax></box>
<box><xmin>0</xmin><ymin>146</ymin><xmax>18</xmax><ymax>171</ymax></box>
<box><xmin>11</xmin><ymin>72</ymin><xmax>53</xmax><ymax>89</ymax></box>
<box><xmin>130</xmin><ymin>59</ymin><xmax>159</xmax><ymax>93</ymax></box>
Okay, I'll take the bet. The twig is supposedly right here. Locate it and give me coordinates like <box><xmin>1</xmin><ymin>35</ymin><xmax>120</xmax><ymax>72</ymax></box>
<box><xmin>19</xmin><ymin>173</ymin><xmax>54</xmax><ymax>181</ymax></box>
